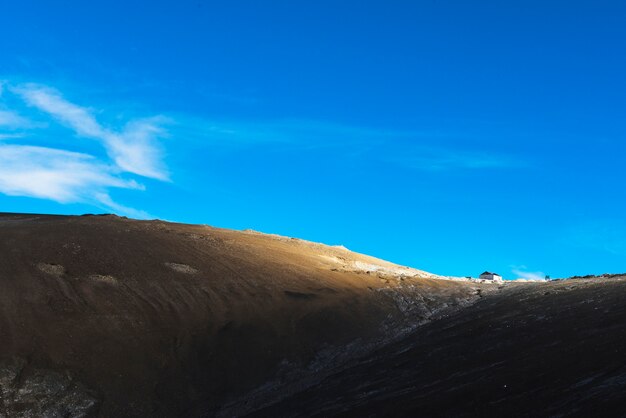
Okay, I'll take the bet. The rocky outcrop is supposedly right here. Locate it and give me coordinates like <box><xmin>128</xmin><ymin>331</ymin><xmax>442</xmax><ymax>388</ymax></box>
<box><xmin>0</xmin><ymin>358</ymin><xmax>98</xmax><ymax>417</ymax></box>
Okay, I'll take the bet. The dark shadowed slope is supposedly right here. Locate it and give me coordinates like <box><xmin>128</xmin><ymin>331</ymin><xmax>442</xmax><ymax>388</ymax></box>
<box><xmin>252</xmin><ymin>277</ymin><xmax>626</xmax><ymax>417</ymax></box>
<box><xmin>0</xmin><ymin>213</ymin><xmax>488</xmax><ymax>417</ymax></box>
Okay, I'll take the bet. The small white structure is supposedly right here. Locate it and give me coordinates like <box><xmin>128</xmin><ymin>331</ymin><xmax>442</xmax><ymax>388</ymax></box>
<box><xmin>479</xmin><ymin>271</ymin><xmax>503</xmax><ymax>282</ymax></box>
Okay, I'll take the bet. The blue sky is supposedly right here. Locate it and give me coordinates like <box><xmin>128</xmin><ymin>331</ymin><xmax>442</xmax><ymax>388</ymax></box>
<box><xmin>1</xmin><ymin>1</ymin><xmax>625</xmax><ymax>279</ymax></box>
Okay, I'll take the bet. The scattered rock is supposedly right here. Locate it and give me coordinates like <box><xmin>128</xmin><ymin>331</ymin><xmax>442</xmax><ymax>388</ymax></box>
<box><xmin>0</xmin><ymin>359</ymin><xmax>98</xmax><ymax>417</ymax></box>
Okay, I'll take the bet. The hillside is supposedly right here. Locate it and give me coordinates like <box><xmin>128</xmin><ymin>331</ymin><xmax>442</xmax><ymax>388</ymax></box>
<box><xmin>252</xmin><ymin>276</ymin><xmax>626</xmax><ymax>417</ymax></box>
<box><xmin>0</xmin><ymin>213</ymin><xmax>490</xmax><ymax>417</ymax></box>
<box><xmin>3</xmin><ymin>213</ymin><xmax>623</xmax><ymax>417</ymax></box>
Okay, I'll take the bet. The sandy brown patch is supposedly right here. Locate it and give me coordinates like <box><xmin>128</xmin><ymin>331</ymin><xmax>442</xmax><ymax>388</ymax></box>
<box><xmin>37</xmin><ymin>263</ymin><xmax>66</xmax><ymax>277</ymax></box>
<box><xmin>88</xmin><ymin>274</ymin><xmax>119</xmax><ymax>285</ymax></box>
<box><xmin>164</xmin><ymin>262</ymin><xmax>198</xmax><ymax>274</ymax></box>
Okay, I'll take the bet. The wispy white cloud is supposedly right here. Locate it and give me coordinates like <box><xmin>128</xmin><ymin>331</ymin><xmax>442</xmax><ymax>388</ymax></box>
<box><xmin>0</xmin><ymin>109</ymin><xmax>31</xmax><ymax>129</ymax></box>
<box><xmin>11</xmin><ymin>83</ymin><xmax>169</xmax><ymax>180</ymax></box>
<box><xmin>0</xmin><ymin>79</ymin><xmax>523</xmax><ymax>218</ymax></box>
<box><xmin>511</xmin><ymin>266</ymin><xmax>547</xmax><ymax>281</ymax></box>
<box><xmin>108</xmin><ymin>118</ymin><xmax>169</xmax><ymax>181</ymax></box>
<box><xmin>92</xmin><ymin>192</ymin><xmax>151</xmax><ymax>220</ymax></box>
<box><xmin>0</xmin><ymin>133</ymin><xmax>27</xmax><ymax>140</ymax></box>
<box><xmin>0</xmin><ymin>81</ymin><xmax>169</xmax><ymax>218</ymax></box>
<box><xmin>0</xmin><ymin>144</ymin><xmax>142</xmax><ymax>204</ymax></box>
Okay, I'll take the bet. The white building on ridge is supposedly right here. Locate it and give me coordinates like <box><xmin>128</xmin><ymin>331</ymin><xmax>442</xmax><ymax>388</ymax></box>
<box><xmin>479</xmin><ymin>271</ymin><xmax>503</xmax><ymax>282</ymax></box>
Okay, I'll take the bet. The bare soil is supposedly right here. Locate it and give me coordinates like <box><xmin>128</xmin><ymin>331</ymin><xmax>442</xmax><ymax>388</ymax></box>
<box><xmin>4</xmin><ymin>213</ymin><xmax>620</xmax><ymax>417</ymax></box>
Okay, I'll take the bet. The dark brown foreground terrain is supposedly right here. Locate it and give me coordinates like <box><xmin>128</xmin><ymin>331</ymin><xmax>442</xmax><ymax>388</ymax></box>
<box><xmin>1</xmin><ymin>213</ymin><xmax>625</xmax><ymax>417</ymax></box>
<box><xmin>252</xmin><ymin>276</ymin><xmax>626</xmax><ymax>417</ymax></box>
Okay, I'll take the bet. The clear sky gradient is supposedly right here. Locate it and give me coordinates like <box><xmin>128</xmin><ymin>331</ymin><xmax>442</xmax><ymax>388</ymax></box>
<box><xmin>1</xmin><ymin>1</ymin><xmax>625</xmax><ymax>279</ymax></box>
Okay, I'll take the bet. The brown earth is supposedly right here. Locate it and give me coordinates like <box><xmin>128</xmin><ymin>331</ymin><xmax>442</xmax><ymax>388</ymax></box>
<box><xmin>4</xmin><ymin>213</ymin><xmax>622</xmax><ymax>417</ymax></box>
<box><xmin>0</xmin><ymin>213</ymin><xmax>491</xmax><ymax>417</ymax></box>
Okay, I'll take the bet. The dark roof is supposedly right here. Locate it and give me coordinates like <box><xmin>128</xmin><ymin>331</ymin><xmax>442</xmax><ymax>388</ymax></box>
<box><xmin>480</xmin><ymin>271</ymin><xmax>501</xmax><ymax>276</ymax></box>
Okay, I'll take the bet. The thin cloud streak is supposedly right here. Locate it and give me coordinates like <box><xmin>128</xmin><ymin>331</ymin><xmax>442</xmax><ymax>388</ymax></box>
<box><xmin>177</xmin><ymin>117</ymin><xmax>447</xmax><ymax>146</ymax></box>
<box><xmin>563</xmin><ymin>220</ymin><xmax>626</xmax><ymax>256</ymax></box>
<box><xmin>0</xmin><ymin>109</ymin><xmax>31</xmax><ymax>129</ymax></box>
<box><xmin>386</xmin><ymin>150</ymin><xmax>519</xmax><ymax>171</ymax></box>
<box><xmin>93</xmin><ymin>192</ymin><xmax>152</xmax><ymax>219</ymax></box>
<box><xmin>0</xmin><ymin>133</ymin><xmax>26</xmax><ymax>140</ymax></box>
<box><xmin>177</xmin><ymin>117</ymin><xmax>523</xmax><ymax>171</ymax></box>
<box><xmin>512</xmin><ymin>267</ymin><xmax>547</xmax><ymax>281</ymax></box>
